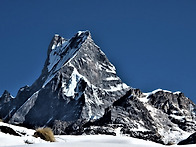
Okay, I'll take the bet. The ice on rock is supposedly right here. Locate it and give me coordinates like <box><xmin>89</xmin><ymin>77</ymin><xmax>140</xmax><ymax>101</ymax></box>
<box><xmin>105</xmin><ymin>83</ymin><xmax>129</xmax><ymax>92</ymax></box>
<box><xmin>77</xmin><ymin>31</ymin><xmax>83</xmax><ymax>36</ymax></box>
<box><xmin>63</xmin><ymin>68</ymin><xmax>81</xmax><ymax>97</ymax></box>
<box><xmin>105</xmin><ymin>76</ymin><xmax>119</xmax><ymax>81</ymax></box>
<box><xmin>47</xmin><ymin>39</ymin><xmax>69</xmax><ymax>72</ymax></box>
<box><xmin>47</xmin><ymin>31</ymin><xmax>90</xmax><ymax>74</ymax></box>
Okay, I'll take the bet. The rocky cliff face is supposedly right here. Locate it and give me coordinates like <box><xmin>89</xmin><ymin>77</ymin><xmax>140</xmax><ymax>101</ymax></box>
<box><xmin>0</xmin><ymin>31</ymin><xmax>195</xmax><ymax>145</ymax></box>
<box><xmin>178</xmin><ymin>132</ymin><xmax>196</xmax><ymax>145</ymax></box>
<box><xmin>138</xmin><ymin>89</ymin><xmax>196</xmax><ymax>144</ymax></box>
<box><xmin>0</xmin><ymin>90</ymin><xmax>13</xmax><ymax>104</ymax></box>
<box><xmin>0</xmin><ymin>31</ymin><xmax>129</xmax><ymax>127</ymax></box>
<box><xmin>52</xmin><ymin>88</ymin><xmax>196</xmax><ymax>144</ymax></box>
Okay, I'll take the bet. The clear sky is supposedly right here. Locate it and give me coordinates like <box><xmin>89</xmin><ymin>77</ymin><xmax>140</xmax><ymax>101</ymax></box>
<box><xmin>0</xmin><ymin>0</ymin><xmax>196</xmax><ymax>103</ymax></box>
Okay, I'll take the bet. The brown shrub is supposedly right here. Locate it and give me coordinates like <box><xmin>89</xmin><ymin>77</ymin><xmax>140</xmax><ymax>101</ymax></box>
<box><xmin>33</xmin><ymin>127</ymin><xmax>55</xmax><ymax>142</ymax></box>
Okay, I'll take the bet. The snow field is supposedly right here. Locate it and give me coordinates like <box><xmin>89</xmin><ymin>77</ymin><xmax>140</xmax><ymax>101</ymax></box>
<box><xmin>0</xmin><ymin>122</ymin><xmax>195</xmax><ymax>147</ymax></box>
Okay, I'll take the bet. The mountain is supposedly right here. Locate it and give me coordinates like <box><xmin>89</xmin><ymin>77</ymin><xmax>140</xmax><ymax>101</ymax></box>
<box><xmin>0</xmin><ymin>31</ymin><xmax>195</xmax><ymax>145</ymax></box>
<box><xmin>0</xmin><ymin>31</ymin><xmax>129</xmax><ymax>126</ymax></box>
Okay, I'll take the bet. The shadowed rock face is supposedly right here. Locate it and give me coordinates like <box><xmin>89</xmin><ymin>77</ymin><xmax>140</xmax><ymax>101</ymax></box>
<box><xmin>52</xmin><ymin>88</ymin><xmax>196</xmax><ymax>145</ymax></box>
<box><xmin>147</xmin><ymin>90</ymin><xmax>196</xmax><ymax>132</ymax></box>
<box><xmin>0</xmin><ymin>31</ymin><xmax>196</xmax><ymax>145</ymax></box>
<box><xmin>178</xmin><ymin>132</ymin><xmax>196</xmax><ymax>145</ymax></box>
<box><xmin>0</xmin><ymin>90</ymin><xmax>13</xmax><ymax>104</ymax></box>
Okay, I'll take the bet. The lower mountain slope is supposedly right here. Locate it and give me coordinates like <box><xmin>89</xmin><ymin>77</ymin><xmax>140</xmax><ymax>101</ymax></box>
<box><xmin>52</xmin><ymin>88</ymin><xmax>196</xmax><ymax>144</ymax></box>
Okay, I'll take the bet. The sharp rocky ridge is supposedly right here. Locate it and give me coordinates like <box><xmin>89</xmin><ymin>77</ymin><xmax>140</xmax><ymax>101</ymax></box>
<box><xmin>0</xmin><ymin>31</ymin><xmax>195</xmax><ymax>145</ymax></box>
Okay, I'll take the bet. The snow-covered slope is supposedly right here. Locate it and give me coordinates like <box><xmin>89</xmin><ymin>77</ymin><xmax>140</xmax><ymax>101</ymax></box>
<box><xmin>0</xmin><ymin>121</ymin><xmax>194</xmax><ymax>147</ymax></box>
<box><xmin>0</xmin><ymin>122</ymin><xmax>46</xmax><ymax>146</ymax></box>
<box><xmin>0</xmin><ymin>121</ymin><xmax>195</xmax><ymax>147</ymax></box>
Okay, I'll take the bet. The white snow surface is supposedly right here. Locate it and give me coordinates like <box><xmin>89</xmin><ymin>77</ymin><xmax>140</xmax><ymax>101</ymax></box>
<box><xmin>0</xmin><ymin>122</ymin><xmax>195</xmax><ymax>147</ymax></box>
<box><xmin>62</xmin><ymin>67</ymin><xmax>81</xmax><ymax>97</ymax></box>
<box><xmin>1</xmin><ymin>134</ymin><xmax>196</xmax><ymax>147</ymax></box>
<box><xmin>0</xmin><ymin>122</ymin><xmax>46</xmax><ymax>146</ymax></box>
<box><xmin>105</xmin><ymin>83</ymin><xmax>129</xmax><ymax>92</ymax></box>
<box><xmin>142</xmin><ymin>89</ymin><xmax>182</xmax><ymax>101</ymax></box>
<box><xmin>105</xmin><ymin>76</ymin><xmax>119</xmax><ymax>81</ymax></box>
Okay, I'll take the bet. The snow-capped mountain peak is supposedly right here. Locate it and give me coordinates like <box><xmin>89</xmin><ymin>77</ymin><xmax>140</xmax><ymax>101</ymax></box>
<box><xmin>47</xmin><ymin>30</ymin><xmax>90</xmax><ymax>73</ymax></box>
<box><xmin>0</xmin><ymin>30</ymin><xmax>129</xmax><ymax>128</ymax></box>
<box><xmin>0</xmin><ymin>31</ymin><xmax>195</xmax><ymax>145</ymax></box>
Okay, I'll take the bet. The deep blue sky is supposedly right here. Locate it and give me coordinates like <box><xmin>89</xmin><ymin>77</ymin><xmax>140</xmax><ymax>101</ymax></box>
<box><xmin>0</xmin><ymin>0</ymin><xmax>196</xmax><ymax>103</ymax></box>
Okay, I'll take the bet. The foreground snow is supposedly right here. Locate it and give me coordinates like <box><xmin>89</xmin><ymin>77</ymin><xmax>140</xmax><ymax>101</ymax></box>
<box><xmin>0</xmin><ymin>122</ymin><xmax>195</xmax><ymax>147</ymax></box>
<box><xmin>1</xmin><ymin>135</ymin><xmax>196</xmax><ymax>147</ymax></box>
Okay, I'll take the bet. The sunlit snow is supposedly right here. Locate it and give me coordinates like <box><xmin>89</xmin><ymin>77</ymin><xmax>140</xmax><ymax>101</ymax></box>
<box><xmin>62</xmin><ymin>67</ymin><xmax>81</xmax><ymax>97</ymax></box>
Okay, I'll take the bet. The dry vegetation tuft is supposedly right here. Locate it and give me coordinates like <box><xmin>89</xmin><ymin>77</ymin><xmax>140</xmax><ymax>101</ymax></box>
<box><xmin>33</xmin><ymin>127</ymin><xmax>55</xmax><ymax>142</ymax></box>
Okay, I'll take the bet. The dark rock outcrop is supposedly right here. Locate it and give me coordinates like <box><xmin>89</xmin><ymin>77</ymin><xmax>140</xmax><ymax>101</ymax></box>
<box><xmin>178</xmin><ymin>132</ymin><xmax>196</xmax><ymax>145</ymax></box>
<box><xmin>0</xmin><ymin>125</ymin><xmax>21</xmax><ymax>136</ymax></box>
